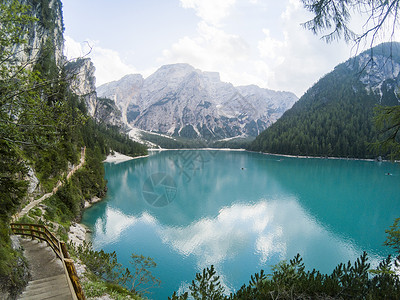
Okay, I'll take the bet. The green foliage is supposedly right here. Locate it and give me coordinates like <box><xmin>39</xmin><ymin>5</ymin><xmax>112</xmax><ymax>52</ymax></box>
<box><xmin>31</xmin><ymin>0</ymin><xmax>64</xmax><ymax>36</ymax></box>
<box><xmin>71</xmin><ymin>148</ymin><xmax>107</xmax><ymax>199</ymax></box>
<box><xmin>169</xmin><ymin>291</ymin><xmax>189</xmax><ymax>300</ymax></box>
<box><xmin>384</xmin><ymin>217</ymin><xmax>400</xmax><ymax>255</ymax></box>
<box><xmin>301</xmin><ymin>0</ymin><xmax>400</xmax><ymax>46</ymax></box>
<box><xmin>0</xmin><ymin>0</ymin><xmax>38</xmax><ymax>221</ymax></box>
<box><xmin>0</xmin><ymin>1</ymin><xmax>53</xmax><ymax>294</ymax></box>
<box><xmin>141</xmin><ymin>131</ymin><xmax>253</xmax><ymax>149</ymax></box>
<box><xmin>72</xmin><ymin>242</ymin><xmax>122</xmax><ymax>281</ymax></box>
<box><xmin>171</xmin><ymin>251</ymin><xmax>400</xmax><ymax>299</ymax></box>
<box><xmin>68</xmin><ymin>242</ymin><xmax>157</xmax><ymax>299</ymax></box>
<box><xmin>82</xmin><ymin>280</ymin><xmax>142</xmax><ymax>300</ymax></box>
<box><xmin>210</xmin><ymin>137</ymin><xmax>254</xmax><ymax>149</ymax></box>
<box><xmin>0</xmin><ymin>143</ymin><xmax>29</xmax><ymax>220</ymax></box>
<box><xmin>190</xmin><ymin>265</ymin><xmax>225</xmax><ymax>300</ymax></box>
<box><xmin>140</xmin><ymin>131</ymin><xmax>208</xmax><ymax>149</ymax></box>
<box><xmin>373</xmin><ymin>105</ymin><xmax>400</xmax><ymax>159</ymax></box>
<box><xmin>129</xmin><ymin>254</ymin><xmax>161</xmax><ymax>296</ymax></box>
<box><xmin>0</xmin><ymin>0</ymin><xmax>147</xmax><ymax>296</ymax></box>
<box><xmin>82</xmin><ymin>280</ymin><xmax>108</xmax><ymax>298</ymax></box>
<box><xmin>82</xmin><ymin>119</ymin><xmax>147</xmax><ymax>157</ymax></box>
<box><xmin>27</xmin><ymin>207</ymin><xmax>42</xmax><ymax>218</ymax></box>
<box><xmin>248</xmin><ymin>45</ymin><xmax>400</xmax><ymax>159</ymax></box>
<box><xmin>43</xmin><ymin>148</ymin><xmax>107</xmax><ymax>226</ymax></box>
<box><xmin>0</xmin><ymin>226</ymin><xmax>29</xmax><ymax>298</ymax></box>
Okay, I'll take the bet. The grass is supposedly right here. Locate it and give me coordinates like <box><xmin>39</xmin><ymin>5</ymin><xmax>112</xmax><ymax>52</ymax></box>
<box><xmin>82</xmin><ymin>279</ymin><xmax>143</xmax><ymax>300</ymax></box>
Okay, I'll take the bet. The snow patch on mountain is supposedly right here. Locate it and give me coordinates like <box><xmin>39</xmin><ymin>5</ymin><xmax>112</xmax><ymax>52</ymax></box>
<box><xmin>97</xmin><ymin>63</ymin><xmax>298</xmax><ymax>140</ymax></box>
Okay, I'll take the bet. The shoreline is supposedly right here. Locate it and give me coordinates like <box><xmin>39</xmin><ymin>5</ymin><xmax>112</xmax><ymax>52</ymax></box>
<box><xmin>256</xmin><ymin>151</ymin><xmax>381</xmax><ymax>162</ymax></box>
<box><xmin>103</xmin><ymin>151</ymin><xmax>149</xmax><ymax>164</ymax></box>
<box><xmin>148</xmin><ymin>147</ymin><xmax>247</xmax><ymax>152</ymax></box>
<box><xmin>148</xmin><ymin>148</ymin><xmax>388</xmax><ymax>162</ymax></box>
<box><xmin>68</xmin><ymin>197</ymin><xmax>102</xmax><ymax>246</ymax></box>
<box><xmin>68</xmin><ymin>222</ymin><xmax>90</xmax><ymax>246</ymax></box>
<box><xmin>69</xmin><ymin>148</ymin><xmax>390</xmax><ymax>245</ymax></box>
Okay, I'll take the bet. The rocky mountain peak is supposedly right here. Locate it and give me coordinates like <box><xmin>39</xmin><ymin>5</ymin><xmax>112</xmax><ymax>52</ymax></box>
<box><xmin>97</xmin><ymin>63</ymin><xmax>298</xmax><ymax>140</ymax></box>
<box><xmin>65</xmin><ymin>58</ymin><xmax>97</xmax><ymax>115</ymax></box>
<box><xmin>346</xmin><ymin>43</ymin><xmax>400</xmax><ymax>99</ymax></box>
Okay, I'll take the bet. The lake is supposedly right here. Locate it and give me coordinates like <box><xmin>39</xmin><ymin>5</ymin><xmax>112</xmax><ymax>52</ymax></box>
<box><xmin>82</xmin><ymin>150</ymin><xmax>400</xmax><ymax>299</ymax></box>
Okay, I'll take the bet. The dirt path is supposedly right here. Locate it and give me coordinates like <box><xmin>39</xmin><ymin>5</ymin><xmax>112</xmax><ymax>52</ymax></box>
<box><xmin>13</xmin><ymin>147</ymin><xmax>86</xmax><ymax>221</ymax></box>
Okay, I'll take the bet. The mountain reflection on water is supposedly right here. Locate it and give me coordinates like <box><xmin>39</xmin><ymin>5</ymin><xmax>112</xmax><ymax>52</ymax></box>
<box><xmin>82</xmin><ymin>150</ymin><xmax>400</xmax><ymax>299</ymax></box>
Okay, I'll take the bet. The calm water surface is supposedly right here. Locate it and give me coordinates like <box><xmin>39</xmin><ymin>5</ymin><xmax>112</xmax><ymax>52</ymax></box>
<box><xmin>82</xmin><ymin>150</ymin><xmax>400</xmax><ymax>299</ymax></box>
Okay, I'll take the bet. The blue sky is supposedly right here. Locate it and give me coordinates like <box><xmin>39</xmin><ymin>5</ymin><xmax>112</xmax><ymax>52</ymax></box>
<box><xmin>62</xmin><ymin>0</ymin><xmax>377</xmax><ymax>97</ymax></box>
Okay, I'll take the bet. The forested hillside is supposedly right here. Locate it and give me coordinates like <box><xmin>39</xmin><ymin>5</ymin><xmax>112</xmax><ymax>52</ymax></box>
<box><xmin>0</xmin><ymin>0</ymin><xmax>146</xmax><ymax>297</ymax></box>
<box><xmin>250</xmin><ymin>43</ymin><xmax>400</xmax><ymax>159</ymax></box>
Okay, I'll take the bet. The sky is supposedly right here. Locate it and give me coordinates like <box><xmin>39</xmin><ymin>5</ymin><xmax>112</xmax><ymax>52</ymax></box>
<box><xmin>62</xmin><ymin>0</ymin><xmax>377</xmax><ymax>97</ymax></box>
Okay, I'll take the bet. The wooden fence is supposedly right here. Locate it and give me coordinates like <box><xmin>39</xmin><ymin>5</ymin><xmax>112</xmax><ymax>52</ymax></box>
<box><xmin>10</xmin><ymin>223</ymin><xmax>86</xmax><ymax>300</ymax></box>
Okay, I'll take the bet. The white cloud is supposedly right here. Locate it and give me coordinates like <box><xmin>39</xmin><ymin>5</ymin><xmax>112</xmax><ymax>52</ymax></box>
<box><xmin>180</xmin><ymin>0</ymin><xmax>236</xmax><ymax>25</ymax></box>
<box><xmin>159</xmin><ymin>23</ymin><xmax>273</xmax><ymax>90</ymax></box>
<box><xmin>64</xmin><ymin>36</ymin><xmax>86</xmax><ymax>59</ymax></box>
<box><xmin>258</xmin><ymin>29</ymin><xmax>287</xmax><ymax>63</ymax></box>
<box><xmin>64</xmin><ymin>1</ymin><xmax>356</xmax><ymax>96</ymax></box>
<box><xmin>281</xmin><ymin>0</ymin><xmax>302</xmax><ymax>20</ymax></box>
<box><xmin>64</xmin><ymin>36</ymin><xmax>138</xmax><ymax>86</ymax></box>
<box><xmin>91</xmin><ymin>47</ymin><xmax>138</xmax><ymax>86</ymax></box>
<box><xmin>158</xmin><ymin>0</ymin><xmax>355</xmax><ymax>96</ymax></box>
<box><xmin>160</xmin><ymin>21</ymin><xmax>249</xmax><ymax>69</ymax></box>
<box><xmin>274</xmin><ymin>1</ymin><xmax>352</xmax><ymax>93</ymax></box>
<box><xmin>252</xmin><ymin>0</ymin><xmax>352</xmax><ymax>95</ymax></box>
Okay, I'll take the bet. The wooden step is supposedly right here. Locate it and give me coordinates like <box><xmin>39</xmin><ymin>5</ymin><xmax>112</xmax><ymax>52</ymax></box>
<box><xmin>19</xmin><ymin>274</ymin><xmax>73</xmax><ymax>300</ymax></box>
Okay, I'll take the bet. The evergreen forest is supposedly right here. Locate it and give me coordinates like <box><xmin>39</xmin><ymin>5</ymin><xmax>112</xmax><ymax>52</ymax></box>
<box><xmin>249</xmin><ymin>43</ymin><xmax>400</xmax><ymax>159</ymax></box>
<box><xmin>1</xmin><ymin>0</ymin><xmax>400</xmax><ymax>299</ymax></box>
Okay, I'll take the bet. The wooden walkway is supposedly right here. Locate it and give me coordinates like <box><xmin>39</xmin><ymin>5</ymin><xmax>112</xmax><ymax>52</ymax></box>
<box><xmin>10</xmin><ymin>147</ymin><xmax>87</xmax><ymax>299</ymax></box>
<box><xmin>18</xmin><ymin>238</ymin><xmax>74</xmax><ymax>300</ymax></box>
<box><xmin>11</xmin><ymin>223</ymin><xmax>85</xmax><ymax>299</ymax></box>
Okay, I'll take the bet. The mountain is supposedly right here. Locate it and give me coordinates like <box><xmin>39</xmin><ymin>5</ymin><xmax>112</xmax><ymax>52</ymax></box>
<box><xmin>12</xmin><ymin>0</ymin><xmax>64</xmax><ymax>67</ymax></box>
<box><xmin>249</xmin><ymin>43</ymin><xmax>400</xmax><ymax>158</ymax></box>
<box><xmin>65</xmin><ymin>58</ymin><xmax>126</xmax><ymax>129</ymax></box>
<box><xmin>97</xmin><ymin>64</ymin><xmax>298</xmax><ymax>140</ymax></box>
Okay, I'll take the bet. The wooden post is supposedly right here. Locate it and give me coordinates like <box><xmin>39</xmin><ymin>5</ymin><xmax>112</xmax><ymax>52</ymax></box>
<box><xmin>64</xmin><ymin>258</ymin><xmax>86</xmax><ymax>300</ymax></box>
<box><xmin>10</xmin><ymin>223</ymin><xmax>85</xmax><ymax>299</ymax></box>
<box><xmin>60</xmin><ymin>241</ymin><xmax>70</xmax><ymax>259</ymax></box>
<box><xmin>30</xmin><ymin>224</ymin><xmax>35</xmax><ymax>240</ymax></box>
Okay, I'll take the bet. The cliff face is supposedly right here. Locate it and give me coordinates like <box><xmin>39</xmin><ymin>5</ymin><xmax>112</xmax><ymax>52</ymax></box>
<box><xmin>10</xmin><ymin>0</ymin><xmax>65</xmax><ymax>199</ymax></box>
<box><xmin>97</xmin><ymin>74</ymin><xmax>144</xmax><ymax>125</ymax></box>
<box><xmin>350</xmin><ymin>46</ymin><xmax>400</xmax><ymax>105</ymax></box>
<box><xmin>65</xmin><ymin>58</ymin><xmax>98</xmax><ymax>115</ymax></box>
<box><xmin>97</xmin><ymin>63</ymin><xmax>298</xmax><ymax>140</ymax></box>
<box><xmin>13</xmin><ymin>0</ymin><xmax>65</xmax><ymax>67</ymax></box>
<box><xmin>65</xmin><ymin>58</ymin><xmax>127</xmax><ymax>128</ymax></box>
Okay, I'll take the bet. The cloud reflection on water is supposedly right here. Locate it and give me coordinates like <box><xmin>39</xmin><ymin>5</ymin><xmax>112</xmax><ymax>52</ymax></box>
<box><xmin>90</xmin><ymin>151</ymin><xmax>397</xmax><ymax>299</ymax></box>
<box><xmin>94</xmin><ymin>207</ymin><xmax>138</xmax><ymax>247</ymax></box>
<box><xmin>92</xmin><ymin>195</ymin><xmax>368</xmax><ymax>278</ymax></box>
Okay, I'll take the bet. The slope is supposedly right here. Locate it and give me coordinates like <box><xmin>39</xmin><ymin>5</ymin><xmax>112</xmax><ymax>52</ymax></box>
<box><xmin>97</xmin><ymin>64</ymin><xmax>298</xmax><ymax>140</ymax></box>
<box><xmin>249</xmin><ymin>43</ymin><xmax>400</xmax><ymax>159</ymax></box>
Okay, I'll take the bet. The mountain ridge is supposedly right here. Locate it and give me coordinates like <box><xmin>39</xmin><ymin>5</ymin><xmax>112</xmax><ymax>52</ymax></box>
<box><xmin>249</xmin><ymin>42</ymin><xmax>400</xmax><ymax>158</ymax></box>
<box><xmin>97</xmin><ymin>63</ymin><xmax>298</xmax><ymax>140</ymax></box>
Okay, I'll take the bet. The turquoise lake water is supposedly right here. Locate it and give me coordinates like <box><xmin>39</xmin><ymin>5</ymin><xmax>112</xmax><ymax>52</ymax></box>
<box><xmin>82</xmin><ymin>150</ymin><xmax>400</xmax><ymax>299</ymax></box>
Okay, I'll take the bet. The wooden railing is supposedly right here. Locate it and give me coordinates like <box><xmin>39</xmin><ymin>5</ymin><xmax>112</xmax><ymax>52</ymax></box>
<box><xmin>10</xmin><ymin>223</ymin><xmax>86</xmax><ymax>300</ymax></box>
